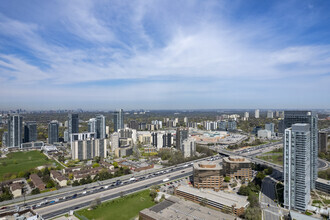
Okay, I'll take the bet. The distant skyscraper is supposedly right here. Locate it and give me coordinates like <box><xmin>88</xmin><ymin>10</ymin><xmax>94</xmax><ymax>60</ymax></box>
<box><xmin>284</xmin><ymin>124</ymin><xmax>311</xmax><ymax>211</ymax></box>
<box><xmin>96</xmin><ymin>115</ymin><xmax>106</xmax><ymax>139</ymax></box>
<box><xmin>114</xmin><ymin>109</ymin><xmax>124</xmax><ymax>132</ymax></box>
<box><xmin>8</xmin><ymin>115</ymin><xmax>23</xmax><ymax>148</ymax></box>
<box><xmin>176</xmin><ymin>127</ymin><xmax>189</xmax><ymax>151</ymax></box>
<box><xmin>265</xmin><ymin>123</ymin><xmax>275</xmax><ymax>135</ymax></box>
<box><xmin>227</xmin><ymin>120</ymin><xmax>237</xmax><ymax>131</ymax></box>
<box><xmin>255</xmin><ymin>109</ymin><xmax>260</xmax><ymax>118</ymax></box>
<box><xmin>244</xmin><ymin>112</ymin><xmax>249</xmax><ymax>118</ymax></box>
<box><xmin>24</xmin><ymin>121</ymin><xmax>37</xmax><ymax>143</ymax></box>
<box><xmin>48</xmin><ymin>120</ymin><xmax>59</xmax><ymax>144</ymax></box>
<box><xmin>319</xmin><ymin>129</ymin><xmax>330</xmax><ymax>153</ymax></box>
<box><xmin>88</xmin><ymin>118</ymin><xmax>97</xmax><ymax>133</ymax></box>
<box><xmin>275</xmin><ymin>111</ymin><xmax>280</xmax><ymax>118</ymax></box>
<box><xmin>267</xmin><ymin>110</ymin><xmax>273</xmax><ymax>118</ymax></box>
<box><xmin>283</xmin><ymin>110</ymin><xmax>318</xmax><ymax>189</ymax></box>
<box><xmin>68</xmin><ymin>113</ymin><xmax>79</xmax><ymax>141</ymax></box>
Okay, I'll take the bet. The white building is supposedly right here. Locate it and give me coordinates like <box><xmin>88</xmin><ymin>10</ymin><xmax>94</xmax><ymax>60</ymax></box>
<box><xmin>267</xmin><ymin>110</ymin><xmax>274</xmax><ymax>118</ymax></box>
<box><xmin>255</xmin><ymin>109</ymin><xmax>260</xmax><ymax>118</ymax></box>
<box><xmin>265</xmin><ymin>123</ymin><xmax>275</xmax><ymax>135</ymax></box>
<box><xmin>182</xmin><ymin>137</ymin><xmax>196</xmax><ymax>158</ymax></box>
<box><xmin>284</xmin><ymin>124</ymin><xmax>311</xmax><ymax>212</ymax></box>
<box><xmin>257</xmin><ymin>129</ymin><xmax>271</xmax><ymax>139</ymax></box>
<box><xmin>244</xmin><ymin>112</ymin><xmax>249</xmax><ymax>118</ymax></box>
<box><xmin>110</xmin><ymin>132</ymin><xmax>119</xmax><ymax>152</ymax></box>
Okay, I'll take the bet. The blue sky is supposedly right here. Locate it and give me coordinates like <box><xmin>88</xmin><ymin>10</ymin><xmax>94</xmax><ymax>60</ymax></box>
<box><xmin>0</xmin><ymin>0</ymin><xmax>330</xmax><ymax>110</ymax></box>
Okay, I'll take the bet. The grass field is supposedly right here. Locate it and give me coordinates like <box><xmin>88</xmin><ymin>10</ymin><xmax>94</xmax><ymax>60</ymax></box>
<box><xmin>0</xmin><ymin>151</ymin><xmax>55</xmax><ymax>181</ymax></box>
<box><xmin>76</xmin><ymin>190</ymin><xmax>155</xmax><ymax>220</ymax></box>
<box><xmin>256</xmin><ymin>151</ymin><xmax>283</xmax><ymax>166</ymax></box>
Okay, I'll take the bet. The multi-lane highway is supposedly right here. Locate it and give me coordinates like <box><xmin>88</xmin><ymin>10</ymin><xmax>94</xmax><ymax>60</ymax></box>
<box><xmin>38</xmin><ymin>167</ymin><xmax>194</xmax><ymax>219</ymax></box>
<box><xmin>1</xmin><ymin>156</ymin><xmax>221</xmax><ymax>218</ymax></box>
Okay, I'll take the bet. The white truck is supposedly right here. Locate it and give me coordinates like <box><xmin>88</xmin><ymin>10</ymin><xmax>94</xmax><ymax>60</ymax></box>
<box><xmin>162</xmin><ymin>178</ymin><xmax>170</xmax><ymax>182</ymax></box>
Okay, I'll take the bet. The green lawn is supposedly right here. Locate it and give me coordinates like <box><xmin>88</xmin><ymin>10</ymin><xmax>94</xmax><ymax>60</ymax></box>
<box><xmin>76</xmin><ymin>190</ymin><xmax>155</xmax><ymax>220</ymax></box>
<box><xmin>256</xmin><ymin>154</ymin><xmax>283</xmax><ymax>166</ymax></box>
<box><xmin>0</xmin><ymin>151</ymin><xmax>55</xmax><ymax>181</ymax></box>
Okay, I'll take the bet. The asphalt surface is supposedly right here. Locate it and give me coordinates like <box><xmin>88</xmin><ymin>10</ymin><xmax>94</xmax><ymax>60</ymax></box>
<box><xmin>261</xmin><ymin>177</ymin><xmax>281</xmax><ymax>220</ymax></box>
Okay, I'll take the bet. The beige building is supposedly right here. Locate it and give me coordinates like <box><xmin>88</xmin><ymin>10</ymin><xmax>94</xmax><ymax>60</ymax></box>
<box><xmin>115</xmin><ymin>146</ymin><xmax>133</xmax><ymax>157</ymax></box>
<box><xmin>175</xmin><ymin>185</ymin><xmax>249</xmax><ymax>217</ymax></box>
<box><xmin>139</xmin><ymin>196</ymin><xmax>235</xmax><ymax>220</ymax></box>
<box><xmin>193</xmin><ymin>162</ymin><xmax>225</xmax><ymax>191</ymax></box>
<box><xmin>10</xmin><ymin>183</ymin><xmax>23</xmax><ymax>198</ymax></box>
<box><xmin>223</xmin><ymin>156</ymin><xmax>252</xmax><ymax>180</ymax></box>
<box><xmin>50</xmin><ymin>170</ymin><xmax>68</xmax><ymax>187</ymax></box>
<box><xmin>71</xmin><ymin>138</ymin><xmax>107</xmax><ymax>160</ymax></box>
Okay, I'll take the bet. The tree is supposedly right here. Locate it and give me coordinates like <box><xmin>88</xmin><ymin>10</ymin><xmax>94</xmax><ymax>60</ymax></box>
<box><xmin>92</xmin><ymin>163</ymin><xmax>100</xmax><ymax>168</ymax></box>
<box><xmin>46</xmin><ymin>180</ymin><xmax>55</xmax><ymax>188</ymax></box>
<box><xmin>43</xmin><ymin>167</ymin><xmax>50</xmax><ymax>176</ymax></box>
<box><xmin>264</xmin><ymin>167</ymin><xmax>273</xmax><ymax>175</ymax></box>
<box><xmin>113</xmin><ymin>162</ymin><xmax>118</xmax><ymax>168</ymax></box>
<box><xmin>90</xmin><ymin>198</ymin><xmax>101</xmax><ymax>209</ymax></box>
<box><xmin>94</xmin><ymin>156</ymin><xmax>101</xmax><ymax>163</ymax></box>
<box><xmin>31</xmin><ymin>188</ymin><xmax>40</xmax><ymax>195</ymax></box>
<box><xmin>149</xmin><ymin>189</ymin><xmax>157</xmax><ymax>201</ymax></box>
<box><xmin>200</xmin><ymin>197</ymin><xmax>208</xmax><ymax>206</ymax></box>
<box><xmin>238</xmin><ymin>185</ymin><xmax>250</xmax><ymax>196</ymax></box>
<box><xmin>72</xmin><ymin>180</ymin><xmax>80</xmax><ymax>186</ymax></box>
<box><xmin>244</xmin><ymin>207</ymin><xmax>261</xmax><ymax>220</ymax></box>
<box><xmin>224</xmin><ymin>176</ymin><xmax>231</xmax><ymax>182</ymax></box>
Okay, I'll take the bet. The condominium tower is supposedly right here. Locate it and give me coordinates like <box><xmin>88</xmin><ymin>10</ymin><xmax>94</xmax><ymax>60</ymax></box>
<box><xmin>114</xmin><ymin>109</ymin><xmax>124</xmax><ymax>132</ymax></box>
<box><xmin>68</xmin><ymin>113</ymin><xmax>79</xmax><ymax>141</ymax></box>
<box><xmin>7</xmin><ymin>115</ymin><xmax>23</xmax><ymax>148</ymax></box>
<box><xmin>284</xmin><ymin>124</ymin><xmax>311</xmax><ymax>211</ymax></box>
<box><xmin>48</xmin><ymin>120</ymin><xmax>59</xmax><ymax>144</ymax></box>
<box><xmin>24</xmin><ymin>121</ymin><xmax>37</xmax><ymax>143</ymax></box>
<box><xmin>283</xmin><ymin>110</ymin><xmax>318</xmax><ymax>189</ymax></box>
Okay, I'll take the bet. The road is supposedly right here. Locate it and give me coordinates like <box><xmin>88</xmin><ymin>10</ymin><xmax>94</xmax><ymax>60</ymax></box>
<box><xmin>36</xmin><ymin>167</ymin><xmax>193</xmax><ymax>219</ymax></box>
<box><xmin>260</xmin><ymin>177</ymin><xmax>281</xmax><ymax>220</ymax></box>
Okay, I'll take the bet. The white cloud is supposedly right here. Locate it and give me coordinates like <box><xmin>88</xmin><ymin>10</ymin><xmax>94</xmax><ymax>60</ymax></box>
<box><xmin>0</xmin><ymin>1</ymin><xmax>330</xmax><ymax>108</ymax></box>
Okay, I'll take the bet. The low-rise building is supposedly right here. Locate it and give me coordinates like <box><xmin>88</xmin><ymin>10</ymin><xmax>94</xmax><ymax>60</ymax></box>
<box><xmin>193</xmin><ymin>162</ymin><xmax>224</xmax><ymax>191</ymax></box>
<box><xmin>316</xmin><ymin>178</ymin><xmax>330</xmax><ymax>194</ymax></box>
<box><xmin>223</xmin><ymin>156</ymin><xmax>252</xmax><ymax>180</ymax></box>
<box><xmin>10</xmin><ymin>183</ymin><xmax>23</xmax><ymax>198</ymax></box>
<box><xmin>30</xmin><ymin>174</ymin><xmax>45</xmax><ymax>191</ymax></box>
<box><xmin>257</xmin><ymin>129</ymin><xmax>271</xmax><ymax>139</ymax></box>
<box><xmin>139</xmin><ymin>196</ymin><xmax>236</xmax><ymax>220</ymax></box>
<box><xmin>115</xmin><ymin>146</ymin><xmax>133</xmax><ymax>157</ymax></box>
<box><xmin>50</xmin><ymin>170</ymin><xmax>68</xmax><ymax>187</ymax></box>
<box><xmin>144</xmin><ymin>147</ymin><xmax>157</xmax><ymax>153</ymax></box>
<box><xmin>175</xmin><ymin>185</ymin><xmax>249</xmax><ymax>216</ymax></box>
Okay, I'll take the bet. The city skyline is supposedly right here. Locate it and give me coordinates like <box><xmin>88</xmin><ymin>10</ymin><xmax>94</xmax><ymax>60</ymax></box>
<box><xmin>1</xmin><ymin>1</ymin><xmax>330</xmax><ymax>110</ymax></box>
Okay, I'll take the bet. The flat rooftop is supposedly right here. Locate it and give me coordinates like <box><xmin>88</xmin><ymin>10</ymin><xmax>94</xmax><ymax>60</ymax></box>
<box><xmin>140</xmin><ymin>196</ymin><xmax>236</xmax><ymax>220</ymax></box>
<box><xmin>193</xmin><ymin>161</ymin><xmax>222</xmax><ymax>170</ymax></box>
<box><xmin>316</xmin><ymin>178</ymin><xmax>330</xmax><ymax>185</ymax></box>
<box><xmin>223</xmin><ymin>156</ymin><xmax>251</xmax><ymax>163</ymax></box>
<box><xmin>176</xmin><ymin>185</ymin><xmax>249</xmax><ymax>208</ymax></box>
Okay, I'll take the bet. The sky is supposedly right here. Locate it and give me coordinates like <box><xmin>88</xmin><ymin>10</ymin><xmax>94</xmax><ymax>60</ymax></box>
<box><xmin>0</xmin><ymin>0</ymin><xmax>330</xmax><ymax>110</ymax></box>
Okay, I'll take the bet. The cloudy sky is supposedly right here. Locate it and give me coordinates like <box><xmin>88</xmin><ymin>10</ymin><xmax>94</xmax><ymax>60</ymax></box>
<box><xmin>0</xmin><ymin>0</ymin><xmax>330</xmax><ymax>110</ymax></box>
